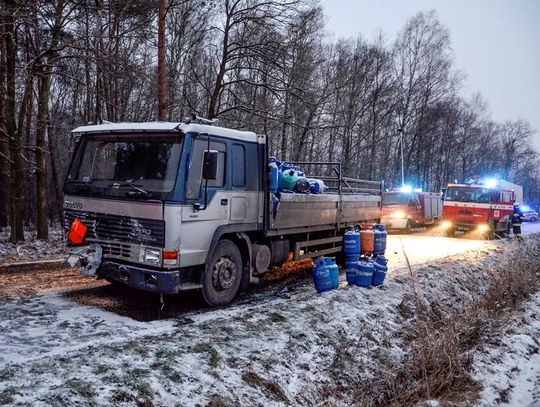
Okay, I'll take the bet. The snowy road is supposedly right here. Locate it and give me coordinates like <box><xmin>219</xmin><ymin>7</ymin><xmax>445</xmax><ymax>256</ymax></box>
<box><xmin>386</xmin><ymin>221</ymin><xmax>540</xmax><ymax>274</ymax></box>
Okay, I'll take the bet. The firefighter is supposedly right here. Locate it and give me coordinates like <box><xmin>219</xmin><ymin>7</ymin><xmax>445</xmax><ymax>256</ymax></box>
<box><xmin>511</xmin><ymin>202</ymin><xmax>525</xmax><ymax>240</ymax></box>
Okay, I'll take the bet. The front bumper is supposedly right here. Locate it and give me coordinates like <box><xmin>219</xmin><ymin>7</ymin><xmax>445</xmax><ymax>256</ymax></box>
<box><xmin>97</xmin><ymin>260</ymin><xmax>202</xmax><ymax>294</ymax></box>
<box><xmin>380</xmin><ymin>217</ymin><xmax>408</xmax><ymax>229</ymax></box>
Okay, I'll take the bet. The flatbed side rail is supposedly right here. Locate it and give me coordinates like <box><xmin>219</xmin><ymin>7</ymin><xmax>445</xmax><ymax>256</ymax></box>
<box><xmin>285</xmin><ymin>161</ymin><xmax>384</xmax><ymax>196</ymax></box>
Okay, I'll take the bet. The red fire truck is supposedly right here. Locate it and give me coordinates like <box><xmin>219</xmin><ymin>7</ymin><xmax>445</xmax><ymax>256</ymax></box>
<box><xmin>441</xmin><ymin>181</ymin><xmax>517</xmax><ymax>238</ymax></box>
<box><xmin>381</xmin><ymin>189</ymin><xmax>442</xmax><ymax>232</ymax></box>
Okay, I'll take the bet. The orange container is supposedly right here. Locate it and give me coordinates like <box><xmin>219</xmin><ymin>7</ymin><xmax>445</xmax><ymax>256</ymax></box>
<box><xmin>68</xmin><ymin>218</ymin><xmax>88</xmax><ymax>245</ymax></box>
<box><xmin>360</xmin><ymin>229</ymin><xmax>375</xmax><ymax>254</ymax></box>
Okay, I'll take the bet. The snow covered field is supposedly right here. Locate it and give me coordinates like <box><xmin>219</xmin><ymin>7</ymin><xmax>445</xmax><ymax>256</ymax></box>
<box><xmin>474</xmin><ymin>292</ymin><xmax>540</xmax><ymax>407</ymax></box>
<box><xmin>0</xmin><ymin>236</ymin><xmax>528</xmax><ymax>406</ymax></box>
<box><xmin>0</xmin><ymin>227</ymin><xmax>538</xmax><ymax>406</ymax></box>
<box><xmin>0</xmin><ymin>227</ymin><xmax>67</xmax><ymax>265</ymax></box>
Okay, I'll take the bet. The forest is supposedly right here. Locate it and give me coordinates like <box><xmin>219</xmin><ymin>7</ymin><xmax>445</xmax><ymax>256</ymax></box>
<box><xmin>0</xmin><ymin>0</ymin><xmax>538</xmax><ymax>243</ymax></box>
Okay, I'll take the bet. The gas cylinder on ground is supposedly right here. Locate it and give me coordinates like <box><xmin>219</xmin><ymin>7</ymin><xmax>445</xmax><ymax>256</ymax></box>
<box><xmin>372</xmin><ymin>256</ymin><xmax>388</xmax><ymax>286</ymax></box>
<box><xmin>312</xmin><ymin>257</ymin><xmax>339</xmax><ymax>293</ymax></box>
<box><xmin>345</xmin><ymin>260</ymin><xmax>357</xmax><ymax>285</ymax></box>
<box><xmin>354</xmin><ymin>260</ymin><xmax>374</xmax><ymax>288</ymax></box>
<box><xmin>373</xmin><ymin>224</ymin><xmax>387</xmax><ymax>255</ymax></box>
<box><xmin>343</xmin><ymin>230</ymin><xmax>360</xmax><ymax>262</ymax></box>
<box><xmin>360</xmin><ymin>228</ymin><xmax>375</xmax><ymax>255</ymax></box>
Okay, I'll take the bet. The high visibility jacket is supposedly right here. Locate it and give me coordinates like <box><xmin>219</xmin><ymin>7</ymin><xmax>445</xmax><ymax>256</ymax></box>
<box><xmin>512</xmin><ymin>207</ymin><xmax>524</xmax><ymax>226</ymax></box>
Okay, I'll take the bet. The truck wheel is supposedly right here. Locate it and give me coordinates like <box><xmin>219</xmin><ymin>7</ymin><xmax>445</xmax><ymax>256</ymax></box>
<box><xmin>445</xmin><ymin>228</ymin><xmax>455</xmax><ymax>237</ymax></box>
<box><xmin>404</xmin><ymin>220</ymin><xmax>412</xmax><ymax>234</ymax></box>
<box><xmin>202</xmin><ymin>240</ymin><xmax>242</xmax><ymax>307</ymax></box>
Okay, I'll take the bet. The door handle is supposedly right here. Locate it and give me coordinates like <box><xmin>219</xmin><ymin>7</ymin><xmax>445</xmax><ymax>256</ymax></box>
<box><xmin>221</xmin><ymin>199</ymin><xmax>228</xmax><ymax>206</ymax></box>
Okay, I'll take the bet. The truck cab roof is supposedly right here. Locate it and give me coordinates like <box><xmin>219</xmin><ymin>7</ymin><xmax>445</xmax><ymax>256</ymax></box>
<box><xmin>71</xmin><ymin>121</ymin><xmax>261</xmax><ymax>143</ymax></box>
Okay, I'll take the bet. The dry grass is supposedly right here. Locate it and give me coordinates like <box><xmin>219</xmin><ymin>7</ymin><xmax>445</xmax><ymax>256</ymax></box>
<box><xmin>361</xmin><ymin>237</ymin><xmax>540</xmax><ymax>407</ymax></box>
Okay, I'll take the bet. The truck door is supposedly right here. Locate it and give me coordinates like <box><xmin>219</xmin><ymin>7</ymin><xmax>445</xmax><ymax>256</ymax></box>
<box><xmin>410</xmin><ymin>193</ymin><xmax>422</xmax><ymax>224</ymax></box>
<box><xmin>181</xmin><ymin>137</ymin><xmax>229</xmax><ymax>267</ymax></box>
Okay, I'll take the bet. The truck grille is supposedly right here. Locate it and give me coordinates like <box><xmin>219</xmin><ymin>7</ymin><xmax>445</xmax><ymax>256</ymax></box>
<box><xmin>97</xmin><ymin>240</ymin><xmax>132</xmax><ymax>258</ymax></box>
<box><xmin>64</xmin><ymin>209</ymin><xmax>165</xmax><ymax>247</ymax></box>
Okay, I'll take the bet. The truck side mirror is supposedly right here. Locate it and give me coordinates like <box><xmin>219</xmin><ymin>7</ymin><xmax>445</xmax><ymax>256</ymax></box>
<box><xmin>203</xmin><ymin>150</ymin><xmax>218</xmax><ymax>180</ymax></box>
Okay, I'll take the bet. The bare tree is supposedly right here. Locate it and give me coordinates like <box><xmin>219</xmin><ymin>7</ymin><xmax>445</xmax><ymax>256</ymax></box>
<box><xmin>158</xmin><ymin>0</ymin><xmax>168</xmax><ymax>120</ymax></box>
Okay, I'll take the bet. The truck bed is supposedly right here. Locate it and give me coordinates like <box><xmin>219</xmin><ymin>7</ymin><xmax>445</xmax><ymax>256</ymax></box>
<box><xmin>270</xmin><ymin>193</ymin><xmax>381</xmax><ymax>232</ymax></box>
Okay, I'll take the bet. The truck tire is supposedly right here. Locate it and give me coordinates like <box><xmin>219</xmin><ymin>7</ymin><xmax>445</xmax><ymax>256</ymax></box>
<box><xmin>202</xmin><ymin>239</ymin><xmax>242</xmax><ymax>307</ymax></box>
<box><xmin>445</xmin><ymin>228</ymin><xmax>455</xmax><ymax>237</ymax></box>
<box><xmin>404</xmin><ymin>219</ymin><xmax>412</xmax><ymax>234</ymax></box>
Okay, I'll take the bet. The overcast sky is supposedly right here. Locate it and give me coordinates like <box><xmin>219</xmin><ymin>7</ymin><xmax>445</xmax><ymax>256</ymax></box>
<box><xmin>319</xmin><ymin>0</ymin><xmax>540</xmax><ymax>151</ymax></box>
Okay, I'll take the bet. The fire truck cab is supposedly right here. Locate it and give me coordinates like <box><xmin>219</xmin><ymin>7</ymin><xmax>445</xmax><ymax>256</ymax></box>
<box><xmin>441</xmin><ymin>182</ymin><xmax>516</xmax><ymax>238</ymax></box>
<box><xmin>381</xmin><ymin>190</ymin><xmax>442</xmax><ymax>232</ymax></box>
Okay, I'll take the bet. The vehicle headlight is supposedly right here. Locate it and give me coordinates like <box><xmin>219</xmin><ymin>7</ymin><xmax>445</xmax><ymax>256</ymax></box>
<box><xmin>441</xmin><ymin>221</ymin><xmax>452</xmax><ymax>229</ymax></box>
<box><xmin>143</xmin><ymin>248</ymin><xmax>161</xmax><ymax>265</ymax></box>
<box><xmin>477</xmin><ymin>224</ymin><xmax>490</xmax><ymax>233</ymax></box>
<box><xmin>392</xmin><ymin>211</ymin><xmax>406</xmax><ymax>219</ymax></box>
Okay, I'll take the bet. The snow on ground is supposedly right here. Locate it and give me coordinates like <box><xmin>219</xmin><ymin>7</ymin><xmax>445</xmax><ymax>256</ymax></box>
<box><xmin>385</xmin><ymin>233</ymin><xmax>494</xmax><ymax>275</ymax></box>
<box><xmin>0</xmin><ymin>236</ymin><xmax>511</xmax><ymax>407</ymax></box>
<box><xmin>522</xmin><ymin>221</ymin><xmax>540</xmax><ymax>235</ymax></box>
<box><xmin>0</xmin><ymin>227</ymin><xmax>67</xmax><ymax>265</ymax></box>
<box><xmin>473</xmin><ymin>292</ymin><xmax>540</xmax><ymax>407</ymax></box>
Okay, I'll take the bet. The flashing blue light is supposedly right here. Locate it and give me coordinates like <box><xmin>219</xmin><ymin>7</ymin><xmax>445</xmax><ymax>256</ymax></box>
<box><xmin>400</xmin><ymin>185</ymin><xmax>413</xmax><ymax>193</ymax></box>
<box><xmin>483</xmin><ymin>178</ymin><xmax>498</xmax><ymax>188</ymax></box>
<box><xmin>414</xmin><ymin>188</ymin><xmax>423</xmax><ymax>193</ymax></box>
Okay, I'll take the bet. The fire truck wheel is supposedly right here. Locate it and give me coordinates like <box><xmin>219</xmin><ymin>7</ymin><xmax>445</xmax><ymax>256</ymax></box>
<box><xmin>404</xmin><ymin>220</ymin><xmax>412</xmax><ymax>234</ymax></box>
<box><xmin>202</xmin><ymin>239</ymin><xmax>243</xmax><ymax>307</ymax></box>
<box><xmin>445</xmin><ymin>228</ymin><xmax>455</xmax><ymax>237</ymax></box>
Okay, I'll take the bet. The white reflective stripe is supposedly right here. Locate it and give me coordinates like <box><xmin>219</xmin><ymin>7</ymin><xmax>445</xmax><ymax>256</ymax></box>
<box><xmin>443</xmin><ymin>202</ymin><xmax>513</xmax><ymax>210</ymax></box>
<box><xmin>356</xmin><ymin>271</ymin><xmax>373</xmax><ymax>277</ymax></box>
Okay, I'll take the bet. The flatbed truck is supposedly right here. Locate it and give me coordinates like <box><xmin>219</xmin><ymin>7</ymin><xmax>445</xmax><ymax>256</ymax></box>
<box><xmin>64</xmin><ymin>120</ymin><xmax>383</xmax><ymax>306</ymax></box>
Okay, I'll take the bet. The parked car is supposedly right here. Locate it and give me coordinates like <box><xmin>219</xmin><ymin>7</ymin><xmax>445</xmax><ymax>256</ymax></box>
<box><xmin>523</xmin><ymin>208</ymin><xmax>538</xmax><ymax>222</ymax></box>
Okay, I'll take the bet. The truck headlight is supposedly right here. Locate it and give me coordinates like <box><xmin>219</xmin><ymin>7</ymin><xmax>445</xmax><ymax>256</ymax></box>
<box><xmin>441</xmin><ymin>221</ymin><xmax>452</xmax><ymax>229</ymax></box>
<box><xmin>392</xmin><ymin>211</ymin><xmax>406</xmax><ymax>219</ymax></box>
<box><xmin>143</xmin><ymin>248</ymin><xmax>161</xmax><ymax>265</ymax></box>
<box><xmin>477</xmin><ymin>224</ymin><xmax>490</xmax><ymax>233</ymax></box>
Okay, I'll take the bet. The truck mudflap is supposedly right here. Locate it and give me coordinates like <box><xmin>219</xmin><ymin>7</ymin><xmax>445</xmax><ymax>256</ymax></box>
<box><xmin>97</xmin><ymin>261</ymin><xmax>202</xmax><ymax>295</ymax></box>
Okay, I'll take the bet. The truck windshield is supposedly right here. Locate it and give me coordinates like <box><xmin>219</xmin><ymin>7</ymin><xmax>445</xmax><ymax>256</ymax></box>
<box><xmin>382</xmin><ymin>193</ymin><xmax>408</xmax><ymax>205</ymax></box>
<box><xmin>445</xmin><ymin>187</ymin><xmax>492</xmax><ymax>203</ymax></box>
<box><xmin>65</xmin><ymin>134</ymin><xmax>182</xmax><ymax>199</ymax></box>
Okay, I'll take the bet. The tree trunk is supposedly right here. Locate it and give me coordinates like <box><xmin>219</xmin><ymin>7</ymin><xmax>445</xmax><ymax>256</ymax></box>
<box><xmin>208</xmin><ymin>14</ymin><xmax>230</xmax><ymax>119</ymax></box>
<box><xmin>35</xmin><ymin>0</ymin><xmax>65</xmax><ymax>239</ymax></box>
<box><xmin>5</xmin><ymin>2</ymin><xmax>24</xmax><ymax>242</ymax></box>
<box><xmin>47</xmin><ymin>123</ymin><xmax>63</xmax><ymax>227</ymax></box>
<box><xmin>0</xmin><ymin>6</ymin><xmax>8</xmax><ymax>229</ymax></box>
<box><xmin>35</xmin><ymin>71</ymin><xmax>51</xmax><ymax>239</ymax></box>
<box><xmin>157</xmin><ymin>0</ymin><xmax>168</xmax><ymax>120</ymax></box>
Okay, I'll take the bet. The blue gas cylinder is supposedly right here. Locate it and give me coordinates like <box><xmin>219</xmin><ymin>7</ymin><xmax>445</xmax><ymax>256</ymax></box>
<box><xmin>295</xmin><ymin>177</ymin><xmax>311</xmax><ymax>193</ymax></box>
<box><xmin>272</xmin><ymin>193</ymin><xmax>279</xmax><ymax>212</ymax></box>
<box><xmin>308</xmin><ymin>179</ymin><xmax>320</xmax><ymax>194</ymax></box>
<box><xmin>343</xmin><ymin>230</ymin><xmax>360</xmax><ymax>262</ymax></box>
<box><xmin>345</xmin><ymin>260</ymin><xmax>357</xmax><ymax>285</ymax></box>
<box><xmin>373</xmin><ymin>224</ymin><xmax>387</xmax><ymax>255</ymax></box>
<box><xmin>312</xmin><ymin>257</ymin><xmax>339</xmax><ymax>293</ymax></box>
<box><xmin>372</xmin><ymin>256</ymin><xmax>388</xmax><ymax>286</ymax></box>
<box><xmin>355</xmin><ymin>260</ymin><xmax>375</xmax><ymax>288</ymax></box>
<box><xmin>268</xmin><ymin>157</ymin><xmax>279</xmax><ymax>193</ymax></box>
